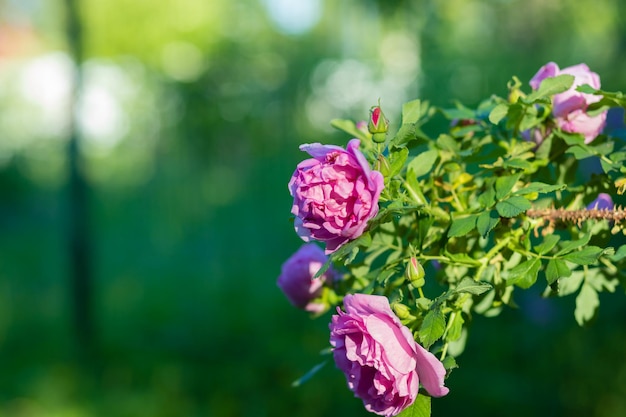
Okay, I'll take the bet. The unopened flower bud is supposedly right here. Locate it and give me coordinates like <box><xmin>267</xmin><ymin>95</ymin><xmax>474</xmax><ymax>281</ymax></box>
<box><xmin>368</xmin><ymin>105</ymin><xmax>389</xmax><ymax>143</ymax></box>
<box><xmin>391</xmin><ymin>302</ymin><xmax>412</xmax><ymax>320</ymax></box>
<box><xmin>405</xmin><ymin>257</ymin><xmax>425</xmax><ymax>287</ymax></box>
<box><xmin>508</xmin><ymin>87</ymin><xmax>525</xmax><ymax>104</ymax></box>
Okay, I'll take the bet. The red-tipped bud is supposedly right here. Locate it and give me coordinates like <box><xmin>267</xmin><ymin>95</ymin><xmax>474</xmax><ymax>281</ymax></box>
<box><xmin>368</xmin><ymin>105</ymin><xmax>389</xmax><ymax>143</ymax></box>
<box><xmin>405</xmin><ymin>257</ymin><xmax>425</xmax><ymax>287</ymax></box>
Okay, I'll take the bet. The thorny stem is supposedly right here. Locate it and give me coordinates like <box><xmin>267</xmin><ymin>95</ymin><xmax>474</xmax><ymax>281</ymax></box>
<box><xmin>526</xmin><ymin>207</ymin><xmax>626</xmax><ymax>224</ymax></box>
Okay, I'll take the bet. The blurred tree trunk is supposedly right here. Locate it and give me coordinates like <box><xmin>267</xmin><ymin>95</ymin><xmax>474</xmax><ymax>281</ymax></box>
<box><xmin>64</xmin><ymin>0</ymin><xmax>94</xmax><ymax>360</ymax></box>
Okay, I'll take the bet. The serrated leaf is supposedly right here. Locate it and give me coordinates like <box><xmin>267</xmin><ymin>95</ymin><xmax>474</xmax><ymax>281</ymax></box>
<box><xmin>562</xmin><ymin>246</ymin><xmax>604</xmax><ymax>265</ymax></box>
<box><xmin>396</xmin><ymin>394</ymin><xmax>431</xmax><ymax>417</ymax></box>
<box><xmin>534</xmin><ymin>234</ymin><xmax>560</xmax><ymax>254</ymax></box>
<box><xmin>504</xmin><ymin>258</ymin><xmax>541</xmax><ymax>289</ymax></box>
<box><xmin>495</xmin><ymin>173</ymin><xmax>522</xmax><ymax>199</ymax></box>
<box><xmin>441</xmin><ymin>106</ymin><xmax>475</xmax><ymax>121</ymax></box>
<box><xmin>495</xmin><ymin>196</ymin><xmax>532</xmax><ymax>217</ymax></box>
<box><xmin>489</xmin><ymin>103</ymin><xmax>509</xmax><ymax>124</ymax></box>
<box><xmin>402</xmin><ymin>99</ymin><xmax>424</xmax><ymax>124</ymax></box>
<box><xmin>476</xmin><ymin>210</ymin><xmax>500</xmax><ymax>238</ymax></box>
<box><xmin>407</xmin><ymin>149</ymin><xmax>439</xmax><ymax>178</ymax></box>
<box><xmin>566</xmin><ymin>145</ymin><xmax>595</xmax><ymax>160</ymax></box>
<box><xmin>609</xmin><ymin>245</ymin><xmax>626</xmax><ymax>262</ymax></box>
<box><xmin>478</xmin><ymin>179</ymin><xmax>496</xmax><ymax>208</ymax></box>
<box><xmin>445</xmin><ymin>251</ymin><xmax>482</xmax><ymax>266</ymax></box>
<box><xmin>576</xmin><ymin>84</ymin><xmax>598</xmax><ymax>94</ymax></box>
<box><xmin>526</xmin><ymin>74</ymin><xmax>575</xmax><ymax>102</ymax></box>
<box><xmin>441</xmin><ymin>355</ymin><xmax>458</xmax><ymax>371</ymax></box>
<box><xmin>503</xmin><ymin>159</ymin><xmax>532</xmax><ymax>170</ymax></box>
<box><xmin>513</xmin><ymin>182</ymin><xmax>566</xmax><ymax>195</ymax></box>
<box><xmin>388</xmin><ymin>147</ymin><xmax>409</xmax><ymax>177</ymax></box>
<box><xmin>454</xmin><ymin>277</ymin><xmax>492</xmax><ymax>295</ymax></box>
<box><xmin>446</xmin><ymin>312</ymin><xmax>465</xmax><ymax>342</ymax></box>
<box><xmin>436</xmin><ymin>134</ymin><xmax>459</xmax><ymax>153</ymax></box>
<box><xmin>545</xmin><ymin>258</ymin><xmax>571</xmax><ymax>285</ymax></box>
<box><xmin>330</xmin><ymin>119</ymin><xmax>369</xmax><ymax>141</ymax></box>
<box><xmin>393</xmin><ymin>123</ymin><xmax>417</xmax><ymax>147</ymax></box>
<box><xmin>575</xmin><ymin>283</ymin><xmax>599</xmax><ymax>326</ymax></box>
<box><xmin>558</xmin><ymin>271</ymin><xmax>585</xmax><ymax>296</ymax></box>
<box><xmin>419</xmin><ymin>307</ymin><xmax>446</xmax><ymax>348</ymax></box>
<box><xmin>554</xmin><ymin>129</ymin><xmax>585</xmax><ymax>146</ymax></box>
<box><xmin>448</xmin><ymin>214</ymin><xmax>478</xmax><ymax>238</ymax></box>
<box><xmin>555</xmin><ymin>235</ymin><xmax>592</xmax><ymax>256</ymax></box>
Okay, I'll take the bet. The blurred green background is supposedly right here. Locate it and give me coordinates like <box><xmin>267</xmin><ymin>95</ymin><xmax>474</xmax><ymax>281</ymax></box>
<box><xmin>1</xmin><ymin>0</ymin><xmax>626</xmax><ymax>416</ymax></box>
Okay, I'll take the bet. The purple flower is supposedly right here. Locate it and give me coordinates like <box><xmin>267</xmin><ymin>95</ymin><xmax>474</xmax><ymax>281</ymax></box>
<box><xmin>330</xmin><ymin>294</ymin><xmax>449</xmax><ymax>417</ymax></box>
<box><xmin>289</xmin><ymin>139</ymin><xmax>384</xmax><ymax>254</ymax></box>
<box><xmin>587</xmin><ymin>193</ymin><xmax>614</xmax><ymax>210</ymax></box>
<box><xmin>529</xmin><ymin>62</ymin><xmax>607</xmax><ymax>143</ymax></box>
<box><xmin>277</xmin><ymin>243</ymin><xmax>336</xmax><ymax>313</ymax></box>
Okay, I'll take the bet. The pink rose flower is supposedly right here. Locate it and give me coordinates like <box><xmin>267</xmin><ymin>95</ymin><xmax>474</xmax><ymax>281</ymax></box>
<box><xmin>289</xmin><ymin>139</ymin><xmax>384</xmax><ymax>254</ymax></box>
<box><xmin>277</xmin><ymin>243</ymin><xmax>336</xmax><ymax>313</ymax></box>
<box><xmin>529</xmin><ymin>62</ymin><xmax>607</xmax><ymax>143</ymax></box>
<box><xmin>330</xmin><ymin>294</ymin><xmax>449</xmax><ymax>417</ymax></box>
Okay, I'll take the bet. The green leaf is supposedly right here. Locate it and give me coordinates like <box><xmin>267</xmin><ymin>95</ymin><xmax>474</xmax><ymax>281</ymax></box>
<box><xmin>502</xmin><ymin>158</ymin><xmax>532</xmax><ymax>171</ymax></box>
<box><xmin>526</xmin><ymin>74</ymin><xmax>575</xmax><ymax>102</ymax></box>
<box><xmin>566</xmin><ymin>145</ymin><xmax>595</xmax><ymax>160</ymax></box>
<box><xmin>388</xmin><ymin>147</ymin><xmax>409</xmax><ymax>177</ymax></box>
<box><xmin>555</xmin><ymin>129</ymin><xmax>585</xmax><ymax>146</ymax></box>
<box><xmin>575</xmin><ymin>283</ymin><xmax>599</xmax><ymax>326</ymax></box>
<box><xmin>407</xmin><ymin>149</ymin><xmax>439</xmax><ymax>178</ymax></box>
<box><xmin>576</xmin><ymin>84</ymin><xmax>597</xmax><ymax>94</ymax></box>
<box><xmin>478</xmin><ymin>179</ymin><xmax>496</xmax><ymax>208</ymax></box>
<box><xmin>444</xmin><ymin>251</ymin><xmax>482</xmax><ymax>266</ymax></box>
<box><xmin>495</xmin><ymin>173</ymin><xmax>522</xmax><ymax>199</ymax></box>
<box><xmin>396</xmin><ymin>394</ymin><xmax>431</xmax><ymax>417</ymax></box>
<box><xmin>534</xmin><ymin>234</ymin><xmax>560</xmax><ymax>254</ymax></box>
<box><xmin>446</xmin><ymin>312</ymin><xmax>465</xmax><ymax>342</ymax></box>
<box><xmin>495</xmin><ymin>196</ymin><xmax>532</xmax><ymax>217</ymax></box>
<box><xmin>558</xmin><ymin>271</ymin><xmax>585</xmax><ymax>296</ymax></box>
<box><xmin>419</xmin><ymin>307</ymin><xmax>446</xmax><ymax>348</ymax></box>
<box><xmin>504</xmin><ymin>258</ymin><xmax>541</xmax><ymax>289</ymax></box>
<box><xmin>476</xmin><ymin>210</ymin><xmax>500</xmax><ymax>238</ymax></box>
<box><xmin>441</xmin><ymin>106</ymin><xmax>475</xmax><ymax>121</ymax></box>
<box><xmin>545</xmin><ymin>258</ymin><xmax>571</xmax><ymax>285</ymax></box>
<box><xmin>402</xmin><ymin>99</ymin><xmax>424</xmax><ymax>124</ymax></box>
<box><xmin>448</xmin><ymin>214</ymin><xmax>478</xmax><ymax>238</ymax></box>
<box><xmin>454</xmin><ymin>277</ymin><xmax>492</xmax><ymax>295</ymax></box>
<box><xmin>609</xmin><ymin>245</ymin><xmax>626</xmax><ymax>262</ymax></box>
<box><xmin>436</xmin><ymin>134</ymin><xmax>460</xmax><ymax>153</ymax></box>
<box><xmin>393</xmin><ymin>123</ymin><xmax>417</xmax><ymax>147</ymax></box>
<box><xmin>562</xmin><ymin>246</ymin><xmax>604</xmax><ymax>265</ymax></box>
<box><xmin>489</xmin><ymin>103</ymin><xmax>509</xmax><ymax>124</ymax></box>
<box><xmin>513</xmin><ymin>182</ymin><xmax>566</xmax><ymax>195</ymax></box>
<box><xmin>555</xmin><ymin>235</ymin><xmax>591</xmax><ymax>256</ymax></box>
<box><xmin>330</xmin><ymin>119</ymin><xmax>369</xmax><ymax>142</ymax></box>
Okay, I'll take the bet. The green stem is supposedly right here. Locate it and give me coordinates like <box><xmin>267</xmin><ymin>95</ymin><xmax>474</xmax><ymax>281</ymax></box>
<box><xmin>475</xmin><ymin>235</ymin><xmax>513</xmax><ymax>281</ymax></box>
<box><xmin>399</xmin><ymin>176</ymin><xmax>427</xmax><ymax>206</ymax></box>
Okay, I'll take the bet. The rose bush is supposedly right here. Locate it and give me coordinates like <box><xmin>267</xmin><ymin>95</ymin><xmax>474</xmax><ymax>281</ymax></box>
<box><xmin>330</xmin><ymin>293</ymin><xmax>448</xmax><ymax>417</ymax></box>
<box><xmin>281</xmin><ymin>62</ymin><xmax>626</xmax><ymax>417</ymax></box>
<box><xmin>289</xmin><ymin>139</ymin><xmax>384</xmax><ymax>254</ymax></box>
<box><xmin>530</xmin><ymin>62</ymin><xmax>607</xmax><ymax>143</ymax></box>
<box><xmin>276</xmin><ymin>243</ymin><xmax>336</xmax><ymax>313</ymax></box>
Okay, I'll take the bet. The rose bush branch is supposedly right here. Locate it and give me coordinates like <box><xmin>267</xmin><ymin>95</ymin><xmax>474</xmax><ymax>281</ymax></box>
<box><xmin>278</xmin><ymin>61</ymin><xmax>626</xmax><ymax>417</ymax></box>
